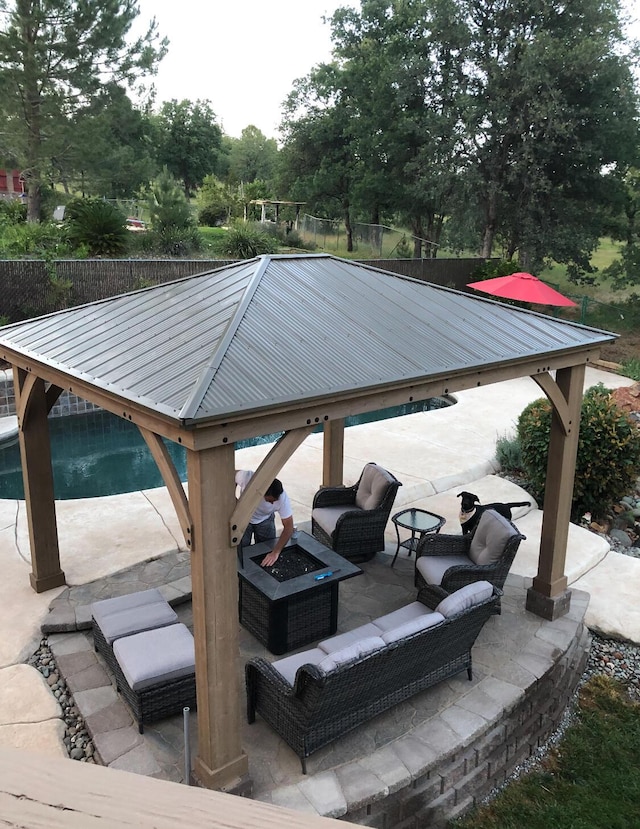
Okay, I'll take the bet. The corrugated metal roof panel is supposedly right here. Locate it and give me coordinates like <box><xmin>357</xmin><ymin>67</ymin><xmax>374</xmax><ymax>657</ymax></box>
<box><xmin>0</xmin><ymin>254</ymin><xmax>614</xmax><ymax>423</ymax></box>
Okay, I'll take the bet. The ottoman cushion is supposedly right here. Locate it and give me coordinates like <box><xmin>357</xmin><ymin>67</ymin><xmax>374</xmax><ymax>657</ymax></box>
<box><xmin>91</xmin><ymin>588</ymin><xmax>178</xmax><ymax>644</ymax></box>
<box><xmin>113</xmin><ymin>623</ymin><xmax>195</xmax><ymax>692</ymax></box>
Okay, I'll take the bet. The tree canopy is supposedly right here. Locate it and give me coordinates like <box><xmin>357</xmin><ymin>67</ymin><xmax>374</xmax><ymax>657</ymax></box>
<box><xmin>280</xmin><ymin>0</ymin><xmax>640</xmax><ymax>271</ymax></box>
<box><xmin>0</xmin><ymin>0</ymin><xmax>167</xmax><ymax>220</ymax></box>
<box><xmin>151</xmin><ymin>99</ymin><xmax>223</xmax><ymax>196</ymax></box>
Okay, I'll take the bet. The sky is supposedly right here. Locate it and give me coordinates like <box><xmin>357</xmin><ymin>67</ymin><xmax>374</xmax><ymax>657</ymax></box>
<box><xmin>134</xmin><ymin>0</ymin><xmax>356</xmax><ymax>140</ymax></box>
<box><xmin>134</xmin><ymin>0</ymin><xmax>640</xmax><ymax>142</ymax></box>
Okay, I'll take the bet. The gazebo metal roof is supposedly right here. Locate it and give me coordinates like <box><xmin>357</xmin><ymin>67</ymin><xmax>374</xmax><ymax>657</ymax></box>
<box><xmin>0</xmin><ymin>254</ymin><xmax>615</xmax><ymax>427</ymax></box>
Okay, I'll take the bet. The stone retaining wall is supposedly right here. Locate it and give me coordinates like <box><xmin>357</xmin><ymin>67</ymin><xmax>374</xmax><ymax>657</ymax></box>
<box><xmin>345</xmin><ymin>618</ymin><xmax>590</xmax><ymax>828</ymax></box>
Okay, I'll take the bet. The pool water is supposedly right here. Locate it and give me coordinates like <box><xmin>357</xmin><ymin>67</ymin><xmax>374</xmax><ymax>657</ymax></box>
<box><xmin>0</xmin><ymin>397</ymin><xmax>452</xmax><ymax>500</ymax></box>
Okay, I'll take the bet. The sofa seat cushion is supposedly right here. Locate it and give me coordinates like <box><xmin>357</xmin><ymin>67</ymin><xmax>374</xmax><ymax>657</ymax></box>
<box><xmin>317</xmin><ymin>637</ymin><xmax>386</xmax><ymax>673</ymax></box>
<box><xmin>312</xmin><ymin>505</ymin><xmax>360</xmax><ymax>535</ymax></box>
<box><xmin>371</xmin><ymin>601</ymin><xmax>433</xmax><ymax>633</ymax></box>
<box><xmin>381</xmin><ymin>612</ymin><xmax>445</xmax><ymax>644</ymax></box>
<box><xmin>319</xmin><ymin>623</ymin><xmax>382</xmax><ymax>654</ymax></box>
<box><xmin>469</xmin><ymin>509</ymin><xmax>518</xmax><ymax>566</ymax></box>
<box><xmin>113</xmin><ymin>623</ymin><xmax>194</xmax><ymax>692</ymax></box>
<box><xmin>435</xmin><ymin>581</ymin><xmax>494</xmax><ymax>618</ymax></box>
<box><xmin>91</xmin><ymin>588</ymin><xmax>178</xmax><ymax>645</ymax></box>
<box><xmin>272</xmin><ymin>648</ymin><xmax>328</xmax><ymax>686</ymax></box>
<box><xmin>355</xmin><ymin>464</ymin><xmax>395</xmax><ymax>511</ymax></box>
<box><xmin>415</xmin><ymin>555</ymin><xmax>473</xmax><ymax>587</ymax></box>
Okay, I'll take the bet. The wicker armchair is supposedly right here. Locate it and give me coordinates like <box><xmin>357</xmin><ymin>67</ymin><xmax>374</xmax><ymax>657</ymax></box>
<box><xmin>414</xmin><ymin>508</ymin><xmax>525</xmax><ymax>609</ymax></box>
<box><xmin>311</xmin><ymin>463</ymin><xmax>402</xmax><ymax>563</ymax></box>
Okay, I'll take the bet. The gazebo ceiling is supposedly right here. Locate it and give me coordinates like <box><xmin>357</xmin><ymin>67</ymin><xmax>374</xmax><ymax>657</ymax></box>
<box><xmin>0</xmin><ymin>254</ymin><xmax>615</xmax><ymax>431</ymax></box>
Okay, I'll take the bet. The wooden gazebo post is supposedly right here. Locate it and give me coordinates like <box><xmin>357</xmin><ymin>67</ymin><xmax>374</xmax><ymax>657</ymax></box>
<box><xmin>14</xmin><ymin>368</ymin><xmax>65</xmax><ymax>593</ymax></box>
<box><xmin>526</xmin><ymin>364</ymin><xmax>585</xmax><ymax>620</ymax></box>
<box><xmin>187</xmin><ymin>442</ymin><xmax>249</xmax><ymax>791</ymax></box>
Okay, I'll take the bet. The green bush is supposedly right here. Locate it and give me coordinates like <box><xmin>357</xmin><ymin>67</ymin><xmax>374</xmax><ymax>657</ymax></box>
<box><xmin>215</xmin><ymin>223</ymin><xmax>278</xmax><ymax>258</ymax></box>
<box><xmin>0</xmin><ymin>221</ymin><xmax>73</xmax><ymax>259</ymax></box>
<box><xmin>496</xmin><ymin>433</ymin><xmax>524</xmax><ymax>473</ymax></box>
<box><xmin>151</xmin><ymin>225</ymin><xmax>202</xmax><ymax>257</ymax></box>
<box><xmin>0</xmin><ymin>199</ymin><xmax>27</xmax><ymax>226</ymax></box>
<box><xmin>517</xmin><ymin>384</ymin><xmax>640</xmax><ymax>519</ymax></box>
<box><xmin>470</xmin><ymin>258</ymin><xmax>519</xmax><ymax>281</ymax></box>
<box><xmin>620</xmin><ymin>357</ymin><xmax>640</xmax><ymax>381</ymax></box>
<box><xmin>65</xmin><ymin>198</ymin><xmax>129</xmax><ymax>257</ymax></box>
<box><xmin>148</xmin><ymin>168</ymin><xmax>195</xmax><ymax>233</ymax></box>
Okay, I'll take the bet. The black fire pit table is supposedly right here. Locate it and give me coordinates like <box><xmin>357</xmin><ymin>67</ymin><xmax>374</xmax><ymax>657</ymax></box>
<box><xmin>237</xmin><ymin>531</ymin><xmax>363</xmax><ymax>655</ymax></box>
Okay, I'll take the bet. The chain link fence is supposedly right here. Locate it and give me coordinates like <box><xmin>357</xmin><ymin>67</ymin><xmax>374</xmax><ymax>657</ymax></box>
<box><xmin>299</xmin><ymin>214</ymin><xmax>437</xmax><ymax>258</ymax></box>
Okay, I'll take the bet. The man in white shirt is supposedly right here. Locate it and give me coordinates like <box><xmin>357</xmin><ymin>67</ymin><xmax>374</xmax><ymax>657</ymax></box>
<box><xmin>235</xmin><ymin>470</ymin><xmax>295</xmax><ymax>567</ymax></box>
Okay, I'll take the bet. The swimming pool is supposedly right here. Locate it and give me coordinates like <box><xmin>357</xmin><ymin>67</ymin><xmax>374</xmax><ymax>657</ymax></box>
<box><xmin>0</xmin><ymin>397</ymin><xmax>453</xmax><ymax>500</ymax></box>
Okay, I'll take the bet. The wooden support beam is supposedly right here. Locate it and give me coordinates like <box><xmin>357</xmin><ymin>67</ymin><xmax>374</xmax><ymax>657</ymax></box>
<box><xmin>527</xmin><ymin>364</ymin><xmax>585</xmax><ymax>620</ymax></box>
<box><xmin>13</xmin><ymin>367</ymin><xmax>65</xmax><ymax>593</ymax></box>
<box><xmin>188</xmin><ymin>443</ymin><xmax>249</xmax><ymax>792</ymax></box>
<box><xmin>323</xmin><ymin>418</ymin><xmax>345</xmax><ymax>487</ymax></box>
<box><xmin>138</xmin><ymin>426</ymin><xmax>193</xmax><ymax>551</ymax></box>
<box><xmin>229</xmin><ymin>425</ymin><xmax>315</xmax><ymax>546</ymax></box>
<box><xmin>532</xmin><ymin>372</ymin><xmax>570</xmax><ymax>435</ymax></box>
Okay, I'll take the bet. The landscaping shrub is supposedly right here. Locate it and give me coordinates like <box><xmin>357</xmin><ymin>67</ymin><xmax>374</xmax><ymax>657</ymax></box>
<box><xmin>0</xmin><ymin>220</ymin><xmax>73</xmax><ymax>259</ymax></box>
<box><xmin>64</xmin><ymin>198</ymin><xmax>129</xmax><ymax>257</ymax></box>
<box><xmin>621</xmin><ymin>357</ymin><xmax>640</xmax><ymax>381</ymax></box>
<box><xmin>470</xmin><ymin>258</ymin><xmax>519</xmax><ymax>281</ymax></box>
<box><xmin>148</xmin><ymin>168</ymin><xmax>195</xmax><ymax>233</ymax></box>
<box><xmin>496</xmin><ymin>433</ymin><xmax>524</xmax><ymax>473</ymax></box>
<box><xmin>0</xmin><ymin>198</ymin><xmax>27</xmax><ymax>226</ymax></box>
<box><xmin>517</xmin><ymin>383</ymin><xmax>640</xmax><ymax>519</ymax></box>
<box><xmin>151</xmin><ymin>225</ymin><xmax>203</xmax><ymax>257</ymax></box>
<box><xmin>215</xmin><ymin>223</ymin><xmax>278</xmax><ymax>258</ymax></box>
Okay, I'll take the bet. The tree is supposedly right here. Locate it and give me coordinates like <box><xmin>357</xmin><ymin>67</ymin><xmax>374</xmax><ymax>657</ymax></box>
<box><xmin>54</xmin><ymin>84</ymin><xmax>157</xmax><ymax>199</ymax></box>
<box><xmin>0</xmin><ymin>0</ymin><xmax>167</xmax><ymax>221</ymax></box>
<box><xmin>226</xmin><ymin>126</ymin><xmax>279</xmax><ymax>186</ymax></box>
<box><xmin>462</xmin><ymin>0</ymin><xmax>640</xmax><ymax>271</ymax></box>
<box><xmin>280</xmin><ymin>64</ymin><xmax>361</xmax><ymax>250</ymax></box>
<box><xmin>152</xmin><ymin>99</ymin><xmax>223</xmax><ymax>196</ymax></box>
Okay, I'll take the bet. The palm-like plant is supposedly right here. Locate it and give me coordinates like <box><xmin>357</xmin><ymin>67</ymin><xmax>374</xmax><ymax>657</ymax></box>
<box><xmin>65</xmin><ymin>198</ymin><xmax>129</xmax><ymax>257</ymax></box>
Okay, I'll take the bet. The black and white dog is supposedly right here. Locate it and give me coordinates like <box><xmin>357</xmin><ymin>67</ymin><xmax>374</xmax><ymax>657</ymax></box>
<box><xmin>457</xmin><ymin>491</ymin><xmax>531</xmax><ymax>535</ymax></box>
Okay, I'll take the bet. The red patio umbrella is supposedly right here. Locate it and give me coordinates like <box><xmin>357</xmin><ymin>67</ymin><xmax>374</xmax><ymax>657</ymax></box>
<box><xmin>467</xmin><ymin>271</ymin><xmax>577</xmax><ymax>307</ymax></box>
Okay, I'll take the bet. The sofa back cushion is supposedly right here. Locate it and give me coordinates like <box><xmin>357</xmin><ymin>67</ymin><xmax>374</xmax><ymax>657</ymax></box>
<box><xmin>317</xmin><ymin>636</ymin><xmax>386</xmax><ymax>673</ymax></box>
<box><xmin>381</xmin><ymin>612</ymin><xmax>445</xmax><ymax>644</ymax></box>
<box><xmin>355</xmin><ymin>463</ymin><xmax>395</xmax><ymax>511</ymax></box>
<box><xmin>435</xmin><ymin>581</ymin><xmax>494</xmax><ymax>618</ymax></box>
<box><xmin>469</xmin><ymin>509</ymin><xmax>519</xmax><ymax>566</ymax></box>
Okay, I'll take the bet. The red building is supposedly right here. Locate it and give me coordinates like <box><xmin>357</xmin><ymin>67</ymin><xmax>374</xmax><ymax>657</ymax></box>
<box><xmin>0</xmin><ymin>170</ymin><xmax>24</xmax><ymax>200</ymax></box>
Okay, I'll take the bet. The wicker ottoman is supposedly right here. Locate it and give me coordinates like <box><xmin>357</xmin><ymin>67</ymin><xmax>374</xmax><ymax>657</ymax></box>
<box><xmin>91</xmin><ymin>588</ymin><xmax>178</xmax><ymax>677</ymax></box>
<box><xmin>112</xmin><ymin>623</ymin><xmax>196</xmax><ymax>733</ymax></box>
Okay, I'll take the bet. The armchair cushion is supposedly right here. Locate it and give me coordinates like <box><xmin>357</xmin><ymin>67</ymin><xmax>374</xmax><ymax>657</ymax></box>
<box><xmin>355</xmin><ymin>463</ymin><xmax>396</xmax><ymax>511</ymax></box>
<box><xmin>435</xmin><ymin>581</ymin><xmax>494</xmax><ymax>618</ymax></box>
<box><xmin>415</xmin><ymin>555</ymin><xmax>473</xmax><ymax>587</ymax></box>
<box><xmin>469</xmin><ymin>509</ymin><xmax>520</xmax><ymax>566</ymax></box>
<box><xmin>312</xmin><ymin>506</ymin><xmax>355</xmax><ymax>536</ymax></box>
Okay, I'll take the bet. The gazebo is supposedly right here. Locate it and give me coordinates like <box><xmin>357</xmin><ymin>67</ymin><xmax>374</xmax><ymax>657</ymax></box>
<box><xmin>0</xmin><ymin>253</ymin><xmax>615</xmax><ymax>792</ymax></box>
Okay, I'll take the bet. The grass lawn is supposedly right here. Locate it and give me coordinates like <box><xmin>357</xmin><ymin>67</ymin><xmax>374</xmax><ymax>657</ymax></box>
<box><xmin>452</xmin><ymin>676</ymin><xmax>640</xmax><ymax>829</ymax></box>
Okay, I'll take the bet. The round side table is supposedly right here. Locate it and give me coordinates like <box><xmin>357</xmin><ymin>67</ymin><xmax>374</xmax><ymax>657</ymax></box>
<box><xmin>391</xmin><ymin>508</ymin><xmax>446</xmax><ymax>568</ymax></box>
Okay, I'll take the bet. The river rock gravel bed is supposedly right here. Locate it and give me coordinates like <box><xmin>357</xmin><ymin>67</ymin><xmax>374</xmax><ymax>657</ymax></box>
<box><xmin>26</xmin><ymin>638</ymin><xmax>96</xmax><ymax>763</ymax></box>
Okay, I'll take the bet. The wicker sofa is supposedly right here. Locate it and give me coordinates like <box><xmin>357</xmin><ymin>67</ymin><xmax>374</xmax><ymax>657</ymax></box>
<box><xmin>246</xmin><ymin>581</ymin><xmax>500</xmax><ymax>772</ymax></box>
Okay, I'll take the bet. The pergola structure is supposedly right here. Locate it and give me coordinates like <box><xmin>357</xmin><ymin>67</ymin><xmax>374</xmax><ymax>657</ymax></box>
<box><xmin>0</xmin><ymin>254</ymin><xmax>615</xmax><ymax>792</ymax></box>
<box><xmin>248</xmin><ymin>198</ymin><xmax>306</xmax><ymax>227</ymax></box>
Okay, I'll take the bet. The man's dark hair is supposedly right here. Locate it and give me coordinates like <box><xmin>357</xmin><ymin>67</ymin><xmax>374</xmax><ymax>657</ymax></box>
<box><xmin>265</xmin><ymin>478</ymin><xmax>283</xmax><ymax>499</ymax></box>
